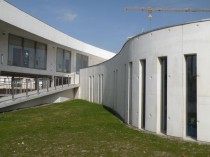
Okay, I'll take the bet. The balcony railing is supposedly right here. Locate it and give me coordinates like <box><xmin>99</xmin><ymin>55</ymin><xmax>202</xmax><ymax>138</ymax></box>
<box><xmin>0</xmin><ymin>72</ymin><xmax>79</xmax><ymax>103</ymax></box>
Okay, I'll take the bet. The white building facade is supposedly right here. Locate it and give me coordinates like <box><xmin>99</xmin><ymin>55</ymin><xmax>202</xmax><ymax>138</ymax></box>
<box><xmin>1</xmin><ymin>0</ymin><xmax>210</xmax><ymax>144</ymax></box>
<box><xmin>80</xmin><ymin>20</ymin><xmax>210</xmax><ymax>143</ymax></box>
<box><xmin>0</xmin><ymin>1</ymin><xmax>114</xmax><ymax>78</ymax></box>
<box><xmin>0</xmin><ymin>1</ymin><xmax>114</xmax><ymax>109</ymax></box>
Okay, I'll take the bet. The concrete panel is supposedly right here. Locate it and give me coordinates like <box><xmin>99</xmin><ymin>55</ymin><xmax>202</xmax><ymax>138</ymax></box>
<box><xmin>80</xmin><ymin>20</ymin><xmax>210</xmax><ymax>143</ymax></box>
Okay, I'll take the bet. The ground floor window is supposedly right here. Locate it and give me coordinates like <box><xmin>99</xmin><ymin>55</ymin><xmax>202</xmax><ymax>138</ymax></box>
<box><xmin>160</xmin><ymin>57</ymin><xmax>167</xmax><ymax>134</ymax></box>
<box><xmin>140</xmin><ymin>59</ymin><xmax>146</xmax><ymax>129</ymax></box>
<box><xmin>186</xmin><ymin>55</ymin><xmax>197</xmax><ymax>138</ymax></box>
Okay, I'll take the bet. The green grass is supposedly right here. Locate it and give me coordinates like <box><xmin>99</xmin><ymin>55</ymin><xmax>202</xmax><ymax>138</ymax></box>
<box><xmin>0</xmin><ymin>99</ymin><xmax>210</xmax><ymax>157</ymax></box>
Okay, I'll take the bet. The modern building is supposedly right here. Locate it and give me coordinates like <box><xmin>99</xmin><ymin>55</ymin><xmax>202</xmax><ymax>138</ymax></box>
<box><xmin>80</xmin><ymin>20</ymin><xmax>210</xmax><ymax>143</ymax></box>
<box><xmin>1</xmin><ymin>1</ymin><xmax>210</xmax><ymax>143</ymax></box>
<box><xmin>0</xmin><ymin>1</ymin><xmax>114</xmax><ymax>107</ymax></box>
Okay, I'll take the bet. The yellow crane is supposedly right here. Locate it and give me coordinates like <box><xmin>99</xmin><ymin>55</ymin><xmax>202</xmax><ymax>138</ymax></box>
<box><xmin>124</xmin><ymin>7</ymin><xmax>210</xmax><ymax>20</ymax></box>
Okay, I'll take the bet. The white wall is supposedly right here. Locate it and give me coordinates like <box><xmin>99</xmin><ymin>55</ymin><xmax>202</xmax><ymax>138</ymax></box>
<box><xmin>80</xmin><ymin>20</ymin><xmax>210</xmax><ymax>143</ymax></box>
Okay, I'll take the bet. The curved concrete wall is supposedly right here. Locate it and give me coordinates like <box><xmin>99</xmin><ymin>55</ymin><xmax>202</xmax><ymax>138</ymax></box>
<box><xmin>80</xmin><ymin>20</ymin><xmax>210</xmax><ymax>143</ymax></box>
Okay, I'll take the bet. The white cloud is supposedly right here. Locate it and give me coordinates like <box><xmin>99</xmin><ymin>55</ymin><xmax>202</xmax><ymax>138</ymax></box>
<box><xmin>57</xmin><ymin>11</ymin><xmax>77</xmax><ymax>22</ymax></box>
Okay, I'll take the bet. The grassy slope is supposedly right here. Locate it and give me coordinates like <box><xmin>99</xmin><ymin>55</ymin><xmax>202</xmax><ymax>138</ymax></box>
<box><xmin>0</xmin><ymin>99</ymin><xmax>210</xmax><ymax>157</ymax></box>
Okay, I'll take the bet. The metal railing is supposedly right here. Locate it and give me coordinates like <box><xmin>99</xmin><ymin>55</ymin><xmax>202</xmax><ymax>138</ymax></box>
<box><xmin>0</xmin><ymin>72</ymin><xmax>79</xmax><ymax>103</ymax></box>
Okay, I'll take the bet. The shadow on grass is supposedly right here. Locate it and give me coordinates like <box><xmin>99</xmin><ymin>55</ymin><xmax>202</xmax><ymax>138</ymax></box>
<box><xmin>102</xmin><ymin>105</ymin><xmax>125</xmax><ymax>123</ymax></box>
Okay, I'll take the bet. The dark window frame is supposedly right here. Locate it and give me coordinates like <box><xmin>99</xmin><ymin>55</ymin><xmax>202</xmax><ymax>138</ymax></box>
<box><xmin>8</xmin><ymin>34</ymin><xmax>47</xmax><ymax>70</ymax></box>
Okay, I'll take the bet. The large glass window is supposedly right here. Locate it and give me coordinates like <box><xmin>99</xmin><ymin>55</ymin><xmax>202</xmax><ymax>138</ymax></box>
<box><xmin>56</xmin><ymin>48</ymin><xmax>63</xmax><ymax>72</ymax></box>
<box><xmin>186</xmin><ymin>55</ymin><xmax>197</xmax><ymax>138</ymax></box>
<box><xmin>8</xmin><ymin>34</ymin><xmax>47</xmax><ymax>70</ymax></box>
<box><xmin>56</xmin><ymin>48</ymin><xmax>71</xmax><ymax>73</ymax></box>
<box><xmin>8</xmin><ymin>35</ymin><xmax>22</xmax><ymax>66</ymax></box>
<box><xmin>35</xmin><ymin>42</ymin><xmax>47</xmax><ymax>69</ymax></box>
<box><xmin>76</xmin><ymin>53</ymin><xmax>88</xmax><ymax>73</ymax></box>
<box><xmin>64</xmin><ymin>50</ymin><xmax>71</xmax><ymax>73</ymax></box>
<box><xmin>23</xmin><ymin>39</ymin><xmax>35</xmax><ymax>68</ymax></box>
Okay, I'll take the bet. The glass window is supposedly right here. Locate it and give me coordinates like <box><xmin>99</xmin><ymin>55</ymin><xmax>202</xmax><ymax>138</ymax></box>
<box><xmin>140</xmin><ymin>59</ymin><xmax>146</xmax><ymax>129</ymax></box>
<box><xmin>64</xmin><ymin>50</ymin><xmax>71</xmax><ymax>73</ymax></box>
<box><xmin>56</xmin><ymin>48</ymin><xmax>63</xmax><ymax>72</ymax></box>
<box><xmin>76</xmin><ymin>53</ymin><xmax>81</xmax><ymax>72</ymax></box>
<box><xmin>76</xmin><ymin>53</ymin><xmax>88</xmax><ymax>73</ymax></box>
<box><xmin>83</xmin><ymin>55</ymin><xmax>88</xmax><ymax>68</ymax></box>
<box><xmin>56</xmin><ymin>48</ymin><xmax>71</xmax><ymax>73</ymax></box>
<box><xmin>35</xmin><ymin>42</ymin><xmax>47</xmax><ymax>69</ymax></box>
<box><xmin>8</xmin><ymin>35</ymin><xmax>22</xmax><ymax>66</ymax></box>
<box><xmin>160</xmin><ymin>57</ymin><xmax>167</xmax><ymax>134</ymax></box>
<box><xmin>186</xmin><ymin>55</ymin><xmax>197</xmax><ymax>138</ymax></box>
<box><xmin>8</xmin><ymin>34</ymin><xmax>47</xmax><ymax>70</ymax></box>
<box><xmin>23</xmin><ymin>39</ymin><xmax>35</xmax><ymax>68</ymax></box>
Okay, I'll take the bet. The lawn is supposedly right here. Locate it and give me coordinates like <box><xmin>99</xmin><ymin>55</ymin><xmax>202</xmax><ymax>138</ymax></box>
<box><xmin>0</xmin><ymin>99</ymin><xmax>210</xmax><ymax>157</ymax></box>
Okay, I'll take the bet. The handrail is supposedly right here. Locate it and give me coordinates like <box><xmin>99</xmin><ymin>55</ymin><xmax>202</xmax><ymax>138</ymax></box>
<box><xmin>0</xmin><ymin>72</ymin><xmax>80</xmax><ymax>103</ymax></box>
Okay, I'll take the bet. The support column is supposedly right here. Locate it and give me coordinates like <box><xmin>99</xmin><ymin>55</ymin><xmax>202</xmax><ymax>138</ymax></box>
<box><xmin>36</xmin><ymin>77</ymin><xmax>39</xmax><ymax>94</ymax></box>
<box><xmin>50</xmin><ymin>76</ymin><xmax>54</xmax><ymax>88</ymax></box>
<box><xmin>26</xmin><ymin>79</ymin><xmax>28</xmax><ymax>97</ymax></box>
<box><xmin>62</xmin><ymin>76</ymin><xmax>63</xmax><ymax>88</ymax></box>
<box><xmin>11</xmin><ymin>76</ymin><xmax>14</xmax><ymax>100</ymax></box>
<box><xmin>19</xmin><ymin>77</ymin><xmax>23</xmax><ymax>94</ymax></box>
<box><xmin>54</xmin><ymin>76</ymin><xmax>57</xmax><ymax>89</ymax></box>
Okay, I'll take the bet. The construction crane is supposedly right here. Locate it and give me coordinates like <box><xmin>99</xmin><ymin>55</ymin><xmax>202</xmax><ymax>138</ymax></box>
<box><xmin>124</xmin><ymin>7</ymin><xmax>210</xmax><ymax>20</ymax></box>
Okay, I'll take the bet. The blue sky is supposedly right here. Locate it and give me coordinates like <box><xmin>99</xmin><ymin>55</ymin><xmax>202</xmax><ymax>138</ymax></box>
<box><xmin>5</xmin><ymin>0</ymin><xmax>210</xmax><ymax>53</ymax></box>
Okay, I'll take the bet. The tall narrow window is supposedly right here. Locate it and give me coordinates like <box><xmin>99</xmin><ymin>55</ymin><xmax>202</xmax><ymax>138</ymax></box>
<box><xmin>101</xmin><ymin>74</ymin><xmax>103</xmax><ymax>104</ymax></box>
<box><xmin>89</xmin><ymin>76</ymin><xmax>91</xmax><ymax>101</ymax></box>
<box><xmin>98</xmin><ymin>75</ymin><xmax>100</xmax><ymax>103</ymax></box>
<box><xmin>186</xmin><ymin>55</ymin><xmax>197</xmax><ymax>138</ymax></box>
<box><xmin>160</xmin><ymin>57</ymin><xmax>167</xmax><ymax>134</ymax></box>
<box><xmin>64</xmin><ymin>50</ymin><xmax>71</xmax><ymax>73</ymax></box>
<box><xmin>129</xmin><ymin>62</ymin><xmax>133</xmax><ymax>124</ymax></box>
<box><xmin>56</xmin><ymin>48</ymin><xmax>63</xmax><ymax>72</ymax></box>
<box><xmin>116</xmin><ymin>70</ymin><xmax>118</xmax><ymax>107</ymax></box>
<box><xmin>23</xmin><ymin>39</ymin><xmax>35</xmax><ymax>68</ymax></box>
<box><xmin>56</xmin><ymin>48</ymin><xmax>71</xmax><ymax>73</ymax></box>
<box><xmin>35</xmin><ymin>42</ymin><xmax>47</xmax><ymax>70</ymax></box>
<box><xmin>140</xmin><ymin>60</ymin><xmax>146</xmax><ymax>129</ymax></box>
<box><xmin>8</xmin><ymin>35</ymin><xmax>22</xmax><ymax>66</ymax></box>
<box><xmin>92</xmin><ymin>76</ymin><xmax>94</xmax><ymax>102</ymax></box>
<box><xmin>124</xmin><ymin>64</ymin><xmax>127</xmax><ymax>120</ymax></box>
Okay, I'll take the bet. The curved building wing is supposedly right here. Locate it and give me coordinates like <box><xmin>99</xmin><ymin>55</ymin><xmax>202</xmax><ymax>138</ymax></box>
<box><xmin>80</xmin><ymin>19</ymin><xmax>210</xmax><ymax>143</ymax></box>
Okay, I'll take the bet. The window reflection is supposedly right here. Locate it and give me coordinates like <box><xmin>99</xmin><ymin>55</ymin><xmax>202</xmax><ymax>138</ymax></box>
<box><xmin>56</xmin><ymin>48</ymin><xmax>71</xmax><ymax>73</ymax></box>
<box><xmin>76</xmin><ymin>53</ymin><xmax>88</xmax><ymax>73</ymax></box>
<box><xmin>24</xmin><ymin>39</ymin><xmax>35</xmax><ymax>68</ymax></box>
<box><xmin>8</xmin><ymin>34</ymin><xmax>47</xmax><ymax>70</ymax></box>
